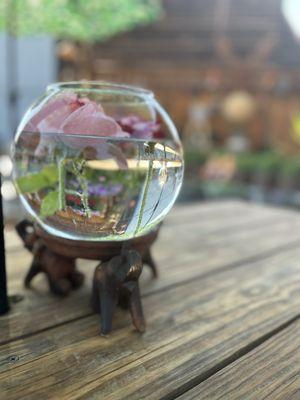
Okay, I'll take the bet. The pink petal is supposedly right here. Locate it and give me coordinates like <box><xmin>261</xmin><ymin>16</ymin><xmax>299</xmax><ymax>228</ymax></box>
<box><xmin>26</xmin><ymin>93</ymin><xmax>79</xmax><ymax>131</ymax></box>
<box><xmin>60</xmin><ymin>103</ymin><xmax>129</xmax><ymax>158</ymax></box>
<box><xmin>62</xmin><ymin>103</ymin><xmax>123</xmax><ymax>137</ymax></box>
<box><xmin>78</xmin><ymin>97</ymin><xmax>103</xmax><ymax>112</ymax></box>
<box><xmin>37</xmin><ymin>103</ymin><xmax>76</xmax><ymax>133</ymax></box>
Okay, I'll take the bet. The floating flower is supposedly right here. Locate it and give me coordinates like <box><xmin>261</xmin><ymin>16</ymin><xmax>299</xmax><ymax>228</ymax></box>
<box><xmin>117</xmin><ymin>115</ymin><xmax>165</xmax><ymax>139</ymax></box>
<box><xmin>24</xmin><ymin>92</ymin><xmax>129</xmax><ymax>168</ymax></box>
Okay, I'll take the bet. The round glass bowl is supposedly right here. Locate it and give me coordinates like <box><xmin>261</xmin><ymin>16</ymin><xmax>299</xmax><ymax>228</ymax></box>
<box><xmin>13</xmin><ymin>82</ymin><xmax>184</xmax><ymax>241</ymax></box>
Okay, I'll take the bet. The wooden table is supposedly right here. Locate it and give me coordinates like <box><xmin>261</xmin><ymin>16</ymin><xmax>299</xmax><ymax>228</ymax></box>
<box><xmin>1</xmin><ymin>201</ymin><xmax>300</xmax><ymax>399</ymax></box>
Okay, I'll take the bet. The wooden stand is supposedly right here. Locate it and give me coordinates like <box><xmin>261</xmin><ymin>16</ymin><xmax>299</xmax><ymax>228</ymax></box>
<box><xmin>16</xmin><ymin>220</ymin><xmax>159</xmax><ymax>335</ymax></box>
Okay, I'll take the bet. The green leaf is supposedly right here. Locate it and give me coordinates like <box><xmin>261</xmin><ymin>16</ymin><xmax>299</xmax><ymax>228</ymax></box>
<box><xmin>16</xmin><ymin>164</ymin><xmax>59</xmax><ymax>194</ymax></box>
<box><xmin>40</xmin><ymin>191</ymin><xmax>60</xmax><ymax>218</ymax></box>
<box><xmin>42</xmin><ymin>165</ymin><xmax>59</xmax><ymax>185</ymax></box>
<box><xmin>16</xmin><ymin>174</ymin><xmax>49</xmax><ymax>193</ymax></box>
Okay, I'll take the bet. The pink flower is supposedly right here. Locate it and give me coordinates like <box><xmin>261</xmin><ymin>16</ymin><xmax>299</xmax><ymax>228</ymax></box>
<box><xmin>62</xmin><ymin>102</ymin><xmax>124</xmax><ymax>138</ymax></box>
<box><xmin>25</xmin><ymin>93</ymin><xmax>129</xmax><ymax>168</ymax></box>
<box><xmin>25</xmin><ymin>93</ymin><xmax>84</xmax><ymax>133</ymax></box>
<box><xmin>26</xmin><ymin>93</ymin><xmax>127</xmax><ymax>138</ymax></box>
<box><xmin>117</xmin><ymin>115</ymin><xmax>165</xmax><ymax>139</ymax></box>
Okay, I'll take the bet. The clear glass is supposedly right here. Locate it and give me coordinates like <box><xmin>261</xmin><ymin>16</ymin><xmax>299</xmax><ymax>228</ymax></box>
<box><xmin>13</xmin><ymin>81</ymin><xmax>184</xmax><ymax>241</ymax></box>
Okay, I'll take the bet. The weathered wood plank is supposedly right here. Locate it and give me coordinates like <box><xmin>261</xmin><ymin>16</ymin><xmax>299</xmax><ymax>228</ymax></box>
<box><xmin>6</xmin><ymin>201</ymin><xmax>300</xmax><ymax>285</ymax></box>
<box><xmin>178</xmin><ymin>320</ymin><xmax>300</xmax><ymax>400</ymax></box>
<box><xmin>2</xmin><ymin>201</ymin><xmax>243</xmax><ymax>252</ymax></box>
<box><xmin>2</xmin><ymin>203</ymin><xmax>300</xmax><ymax>344</ymax></box>
<box><xmin>6</xmin><ymin>202</ymin><xmax>293</xmax><ymax>284</ymax></box>
<box><xmin>0</xmin><ymin>247</ymin><xmax>300</xmax><ymax>399</ymax></box>
<box><xmin>3</xmin><ymin>200</ymin><xmax>281</xmax><ymax>251</ymax></box>
<box><xmin>7</xmin><ymin>200</ymin><xmax>299</xmax><ymax>247</ymax></box>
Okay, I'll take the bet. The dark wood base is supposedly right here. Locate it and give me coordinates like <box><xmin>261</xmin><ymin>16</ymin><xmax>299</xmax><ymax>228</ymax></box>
<box><xmin>15</xmin><ymin>220</ymin><xmax>159</xmax><ymax>334</ymax></box>
<box><xmin>16</xmin><ymin>220</ymin><xmax>85</xmax><ymax>296</ymax></box>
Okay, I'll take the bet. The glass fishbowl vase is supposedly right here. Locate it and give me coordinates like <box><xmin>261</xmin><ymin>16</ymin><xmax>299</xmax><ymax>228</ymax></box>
<box><xmin>13</xmin><ymin>82</ymin><xmax>184</xmax><ymax>241</ymax></box>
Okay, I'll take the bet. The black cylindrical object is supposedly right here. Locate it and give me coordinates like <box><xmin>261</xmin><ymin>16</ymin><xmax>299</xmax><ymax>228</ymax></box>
<box><xmin>0</xmin><ymin>174</ymin><xmax>9</xmax><ymax>315</ymax></box>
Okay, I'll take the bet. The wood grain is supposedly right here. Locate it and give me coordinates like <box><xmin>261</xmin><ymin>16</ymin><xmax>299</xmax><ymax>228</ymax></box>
<box><xmin>1</xmin><ymin>201</ymin><xmax>300</xmax><ymax>400</ymax></box>
<box><xmin>1</xmin><ymin>245</ymin><xmax>300</xmax><ymax>399</ymax></box>
<box><xmin>3</xmin><ymin>203</ymin><xmax>300</xmax><ymax>343</ymax></box>
<box><xmin>178</xmin><ymin>320</ymin><xmax>300</xmax><ymax>400</ymax></box>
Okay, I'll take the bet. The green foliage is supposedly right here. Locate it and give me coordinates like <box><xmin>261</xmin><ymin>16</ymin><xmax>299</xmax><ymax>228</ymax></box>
<box><xmin>16</xmin><ymin>164</ymin><xmax>58</xmax><ymax>193</ymax></box>
<box><xmin>236</xmin><ymin>152</ymin><xmax>284</xmax><ymax>176</ymax></box>
<box><xmin>184</xmin><ymin>150</ymin><xmax>208</xmax><ymax>166</ymax></box>
<box><xmin>40</xmin><ymin>191</ymin><xmax>60</xmax><ymax>218</ymax></box>
<box><xmin>280</xmin><ymin>158</ymin><xmax>300</xmax><ymax>179</ymax></box>
<box><xmin>254</xmin><ymin>151</ymin><xmax>283</xmax><ymax>175</ymax></box>
<box><xmin>16</xmin><ymin>173</ymin><xmax>48</xmax><ymax>194</ymax></box>
<box><xmin>236</xmin><ymin>153</ymin><xmax>258</xmax><ymax>175</ymax></box>
<box><xmin>0</xmin><ymin>0</ymin><xmax>162</xmax><ymax>42</ymax></box>
<box><xmin>200</xmin><ymin>181</ymin><xmax>246</xmax><ymax>199</ymax></box>
<box><xmin>40</xmin><ymin>164</ymin><xmax>59</xmax><ymax>184</ymax></box>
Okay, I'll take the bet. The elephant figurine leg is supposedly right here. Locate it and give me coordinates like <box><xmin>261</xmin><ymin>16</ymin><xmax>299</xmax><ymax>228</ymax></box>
<box><xmin>92</xmin><ymin>250</ymin><xmax>145</xmax><ymax>335</ymax></box>
<box><xmin>24</xmin><ymin>261</ymin><xmax>42</xmax><ymax>288</ymax></box>
<box><xmin>142</xmin><ymin>249</ymin><xmax>158</xmax><ymax>278</ymax></box>
<box><xmin>127</xmin><ymin>283</ymin><xmax>145</xmax><ymax>332</ymax></box>
<box><xmin>69</xmin><ymin>270</ymin><xmax>85</xmax><ymax>289</ymax></box>
<box><xmin>40</xmin><ymin>251</ymin><xmax>84</xmax><ymax>296</ymax></box>
<box><xmin>92</xmin><ymin>263</ymin><xmax>119</xmax><ymax>335</ymax></box>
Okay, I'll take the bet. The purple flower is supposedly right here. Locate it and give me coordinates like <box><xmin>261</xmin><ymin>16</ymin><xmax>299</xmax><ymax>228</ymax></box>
<box><xmin>88</xmin><ymin>183</ymin><xmax>123</xmax><ymax>197</ymax></box>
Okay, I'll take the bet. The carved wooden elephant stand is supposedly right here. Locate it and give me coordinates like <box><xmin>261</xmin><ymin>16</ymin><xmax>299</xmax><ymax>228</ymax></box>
<box><xmin>16</xmin><ymin>220</ymin><xmax>159</xmax><ymax>335</ymax></box>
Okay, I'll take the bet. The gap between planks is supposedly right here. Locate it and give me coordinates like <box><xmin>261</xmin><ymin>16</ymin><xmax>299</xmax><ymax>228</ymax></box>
<box><xmin>3</xmin><ymin>218</ymin><xmax>300</xmax><ymax>348</ymax></box>
<box><xmin>1</xmin><ymin>244</ymin><xmax>300</xmax><ymax>399</ymax></box>
<box><xmin>0</xmin><ymin>209</ymin><xmax>299</xmax><ymax>345</ymax></box>
<box><xmin>2</xmin><ymin>233</ymin><xmax>300</xmax><ymax>349</ymax></box>
<box><xmin>161</xmin><ymin>315</ymin><xmax>300</xmax><ymax>400</ymax></box>
<box><xmin>176</xmin><ymin>319</ymin><xmax>300</xmax><ymax>400</ymax></box>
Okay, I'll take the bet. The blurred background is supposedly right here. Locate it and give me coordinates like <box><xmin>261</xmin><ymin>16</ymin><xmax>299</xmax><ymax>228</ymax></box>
<box><xmin>1</xmin><ymin>0</ymin><xmax>300</xmax><ymax>220</ymax></box>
